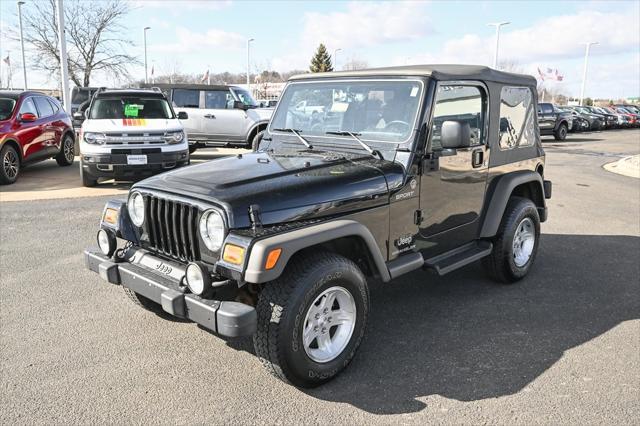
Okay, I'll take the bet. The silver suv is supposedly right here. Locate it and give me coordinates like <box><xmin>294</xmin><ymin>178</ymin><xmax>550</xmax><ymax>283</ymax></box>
<box><xmin>147</xmin><ymin>84</ymin><xmax>273</xmax><ymax>153</ymax></box>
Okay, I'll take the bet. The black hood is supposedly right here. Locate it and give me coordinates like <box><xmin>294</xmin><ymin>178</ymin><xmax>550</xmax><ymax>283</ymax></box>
<box><xmin>135</xmin><ymin>151</ymin><xmax>405</xmax><ymax>228</ymax></box>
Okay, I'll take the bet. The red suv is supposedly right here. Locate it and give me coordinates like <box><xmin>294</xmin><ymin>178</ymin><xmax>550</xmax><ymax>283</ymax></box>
<box><xmin>0</xmin><ymin>91</ymin><xmax>76</xmax><ymax>184</ymax></box>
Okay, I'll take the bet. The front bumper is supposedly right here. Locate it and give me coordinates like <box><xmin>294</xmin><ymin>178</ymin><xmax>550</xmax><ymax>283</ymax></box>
<box><xmin>81</xmin><ymin>149</ymin><xmax>189</xmax><ymax>178</ymax></box>
<box><xmin>84</xmin><ymin>249</ymin><xmax>256</xmax><ymax>337</ymax></box>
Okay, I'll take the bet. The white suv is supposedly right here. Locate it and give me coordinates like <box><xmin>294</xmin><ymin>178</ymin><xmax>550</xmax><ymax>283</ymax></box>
<box><xmin>79</xmin><ymin>88</ymin><xmax>189</xmax><ymax>187</ymax></box>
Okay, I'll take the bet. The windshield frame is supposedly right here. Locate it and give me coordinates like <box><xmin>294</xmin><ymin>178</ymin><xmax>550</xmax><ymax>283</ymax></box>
<box><xmin>268</xmin><ymin>78</ymin><xmax>426</xmax><ymax>146</ymax></box>
<box><xmin>230</xmin><ymin>87</ymin><xmax>258</xmax><ymax>108</ymax></box>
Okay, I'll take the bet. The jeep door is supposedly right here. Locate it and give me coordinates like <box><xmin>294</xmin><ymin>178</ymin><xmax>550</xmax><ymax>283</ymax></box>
<box><xmin>171</xmin><ymin>88</ymin><xmax>205</xmax><ymax>141</ymax></box>
<box><xmin>200</xmin><ymin>89</ymin><xmax>247</xmax><ymax>144</ymax></box>
<box><xmin>417</xmin><ymin>83</ymin><xmax>489</xmax><ymax>255</ymax></box>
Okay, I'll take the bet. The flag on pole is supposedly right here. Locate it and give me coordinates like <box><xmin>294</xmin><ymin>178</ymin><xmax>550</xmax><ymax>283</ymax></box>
<box><xmin>201</xmin><ymin>69</ymin><xmax>209</xmax><ymax>83</ymax></box>
<box><xmin>537</xmin><ymin>67</ymin><xmax>545</xmax><ymax>81</ymax></box>
<box><xmin>151</xmin><ymin>64</ymin><xmax>154</xmax><ymax>76</ymax></box>
<box><xmin>537</xmin><ymin>67</ymin><xmax>564</xmax><ymax>82</ymax></box>
<box><xmin>3</xmin><ymin>54</ymin><xmax>9</xmax><ymax>66</ymax></box>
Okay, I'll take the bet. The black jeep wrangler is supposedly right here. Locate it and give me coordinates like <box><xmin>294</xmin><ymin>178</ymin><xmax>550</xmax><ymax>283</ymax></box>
<box><xmin>85</xmin><ymin>65</ymin><xmax>552</xmax><ymax>388</ymax></box>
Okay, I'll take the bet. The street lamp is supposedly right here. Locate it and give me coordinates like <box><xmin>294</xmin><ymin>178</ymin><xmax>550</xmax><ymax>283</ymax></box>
<box><xmin>143</xmin><ymin>26</ymin><xmax>151</xmax><ymax>84</ymax></box>
<box><xmin>579</xmin><ymin>41</ymin><xmax>598</xmax><ymax>106</ymax></box>
<box><xmin>487</xmin><ymin>21</ymin><xmax>510</xmax><ymax>69</ymax></box>
<box><xmin>246</xmin><ymin>38</ymin><xmax>254</xmax><ymax>90</ymax></box>
<box><xmin>333</xmin><ymin>48</ymin><xmax>342</xmax><ymax>71</ymax></box>
<box><xmin>17</xmin><ymin>1</ymin><xmax>27</xmax><ymax>90</ymax></box>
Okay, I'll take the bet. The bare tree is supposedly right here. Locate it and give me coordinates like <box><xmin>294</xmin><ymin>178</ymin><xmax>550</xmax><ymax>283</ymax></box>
<box><xmin>17</xmin><ymin>0</ymin><xmax>138</xmax><ymax>87</ymax></box>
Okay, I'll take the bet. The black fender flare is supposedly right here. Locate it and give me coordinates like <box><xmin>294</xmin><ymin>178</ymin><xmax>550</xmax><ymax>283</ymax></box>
<box><xmin>479</xmin><ymin>171</ymin><xmax>546</xmax><ymax>238</ymax></box>
<box><xmin>243</xmin><ymin>219</ymin><xmax>390</xmax><ymax>284</ymax></box>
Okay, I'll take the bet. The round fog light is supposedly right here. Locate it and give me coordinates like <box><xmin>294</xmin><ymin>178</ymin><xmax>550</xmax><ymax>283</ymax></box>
<box><xmin>97</xmin><ymin>229</ymin><xmax>116</xmax><ymax>257</ymax></box>
<box><xmin>185</xmin><ymin>262</ymin><xmax>211</xmax><ymax>296</ymax></box>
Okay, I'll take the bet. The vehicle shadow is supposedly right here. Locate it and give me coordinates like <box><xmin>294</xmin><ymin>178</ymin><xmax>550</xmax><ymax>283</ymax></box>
<box><xmin>230</xmin><ymin>233</ymin><xmax>640</xmax><ymax>414</ymax></box>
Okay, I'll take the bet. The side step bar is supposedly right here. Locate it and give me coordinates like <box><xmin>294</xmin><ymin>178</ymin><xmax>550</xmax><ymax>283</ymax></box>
<box><xmin>424</xmin><ymin>241</ymin><xmax>493</xmax><ymax>276</ymax></box>
<box><xmin>385</xmin><ymin>240</ymin><xmax>493</xmax><ymax>280</ymax></box>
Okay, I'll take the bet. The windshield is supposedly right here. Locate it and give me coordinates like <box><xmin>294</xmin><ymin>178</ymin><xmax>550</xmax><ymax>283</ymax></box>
<box><xmin>270</xmin><ymin>79</ymin><xmax>423</xmax><ymax>143</ymax></box>
<box><xmin>89</xmin><ymin>97</ymin><xmax>174</xmax><ymax>119</ymax></box>
<box><xmin>233</xmin><ymin>88</ymin><xmax>258</xmax><ymax>107</ymax></box>
<box><xmin>0</xmin><ymin>98</ymin><xmax>16</xmax><ymax>120</ymax></box>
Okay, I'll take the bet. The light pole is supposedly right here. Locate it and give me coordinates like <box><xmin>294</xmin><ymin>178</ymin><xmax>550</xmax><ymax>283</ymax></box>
<box><xmin>579</xmin><ymin>41</ymin><xmax>598</xmax><ymax>106</ymax></box>
<box><xmin>17</xmin><ymin>1</ymin><xmax>27</xmax><ymax>90</ymax></box>
<box><xmin>143</xmin><ymin>26</ymin><xmax>151</xmax><ymax>84</ymax></box>
<box><xmin>246</xmin><ymin>38</ymin><xmax>254</xmax><ymax>92</ymax></box>
<box><xmin>333</xmin><ymin>48</ymin><xmax>341</xmax><ymax>71</ymax></box>
<box><xmin>487</xmin><ymin>21</ymin><xmax>510</xmax><ymax>69</ymax></box>
<box><xmin>55</xmin><ymin>0</ymin><xmax>69</xmax><ymax>112</ymax></box>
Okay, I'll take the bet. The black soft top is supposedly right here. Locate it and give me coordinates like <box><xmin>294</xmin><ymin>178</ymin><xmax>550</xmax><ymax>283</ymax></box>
<box><xmin>289</xmin><ymin>64</ymin><xmax>537</xmax><ymax>87</ymax></box>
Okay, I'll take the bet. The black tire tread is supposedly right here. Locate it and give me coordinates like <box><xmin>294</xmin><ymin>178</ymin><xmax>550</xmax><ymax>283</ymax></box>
<box><xmin>122</xmin><ymin>287</ymin><xmax>165</xmax><ymax>314</ymax></box>
<box><xmin>0</xmin><ymin>144</ymin><xmax>20</xmax><ymax>185</ymax></box>
<box><xmin>253</xmin><ymin>251</ymin><xmax>364</xmax><ymax>385</ymax></box>
<box><xmin>55</xmin><ymin>134</ymin><xmax>74</xmax><ymax>166</ymax></box>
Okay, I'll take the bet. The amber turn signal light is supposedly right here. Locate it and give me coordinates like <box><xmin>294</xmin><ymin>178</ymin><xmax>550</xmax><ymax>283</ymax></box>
<box><xmin>223</xmin><ymin>244</ymin><xmax>245</xmax><ymax>265</ymax></box>
<box><xmin>265</xmin><ymin>248</ymin><xmax>282</xmax><ymax>270</ymax></box>
<box><xmin>103</xmin><ymin>208</ymin><xmax>119</xmax><ymax>225</ymax></box>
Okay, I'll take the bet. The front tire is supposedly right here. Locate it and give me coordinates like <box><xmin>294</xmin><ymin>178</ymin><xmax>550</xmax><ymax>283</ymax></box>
<box><xmin>253</xmin><ymin>252</ymin><xmax>369</xmax><ymax>388</ymax></box>
<box><xmin>553</xmin><ymin>123</ymin><xmax>568</xmax><ymax>141</ymax></box>
<box><xmin>188</xmin><ymin>144</ymin><xmax>198</xmax><ymax>154</ymax></box>
<box><xmin>55</xmin><ymin>134</ymin><xmax>75</xmax><ymax>166</ymax></box>
<box><xmin>0</xmin><ymin>144</ymin><xmax>20</xmax><ymax>185</ymax></box>
<box><xmin>80</xmin><ymin>160</ymin><xmax>98</xmax><ymax>187</ymax></box>
<box><xmin>251</xmin><ymin>130</ymin><xmax>264</xmax><ymax>151</ymax></box>
<box><xmin>482</xmin><ymin>196</ymin><xmax>540</xmax><ymax>283</ymax></box>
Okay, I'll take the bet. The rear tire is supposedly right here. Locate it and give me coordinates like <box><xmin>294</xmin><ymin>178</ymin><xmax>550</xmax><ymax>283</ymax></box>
<box><xmin>0</xmin><ymin>144</ymin><xmax>20</xmax><ymax>185</ymax></box>
<box><xmin>251</xmin><ymin>130</ymin><xmax>264</xmax><ymax>151</ymax></box>
<box><xmin>553</xmin><ymin>123</ymin><xmax>568</xmax><ymax>141</ymax></box>
<box><xmin>253</xmin><ymin>252</ymin><xmax>369</xmax><ymax>388</ymax></box>
<box><xmin>188</xmin><ymin>145</ymin><xmax>198</xmax><ymax>154</ymax></box>
<box><xmin>80</xmin><ymin>160</ymin><xmax>98</xmax><ymax>187</ymax></box>
<box><xmin>55</xmin><ymin>134</ymin><xmax>75</xmax><ymax>166</ymax></box>
<box><xmin>482</xmin><ymin>196</ymin><xmax>540</xmax><ymax>283</ymax></box>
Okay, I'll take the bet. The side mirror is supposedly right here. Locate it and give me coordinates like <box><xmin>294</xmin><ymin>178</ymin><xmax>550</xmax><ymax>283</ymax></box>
<box><xmin>19</xmin><ymin>112</ymin><xmax>37</xmax><ymax>122</ymax></box>
<box><xmin>233</xmin><ymin>100</ymin><xmax>248</xmax><ymax>111</ymax></box>
<box><xmin>441</xmin><ymin>120</ymin><xmax>471</xmax><ymax>149</ymax></box>
<box><xmin>177</xmin><ymin>111</ymin><xmax>188</xmax><ymax>120</ymax></box>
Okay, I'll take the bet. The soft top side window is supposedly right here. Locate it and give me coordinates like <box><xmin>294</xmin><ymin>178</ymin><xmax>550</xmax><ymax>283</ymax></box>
<box><xmin>499</xmin><ymin>86</ymin><xmax>536</xmax><ymax>150</ymax></box>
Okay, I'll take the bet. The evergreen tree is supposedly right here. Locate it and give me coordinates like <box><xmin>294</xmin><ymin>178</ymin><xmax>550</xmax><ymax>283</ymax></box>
<box><xmin>309</xmin><ymin>43</ymin><xmax>333</xmax><ymax>73</ymax></box>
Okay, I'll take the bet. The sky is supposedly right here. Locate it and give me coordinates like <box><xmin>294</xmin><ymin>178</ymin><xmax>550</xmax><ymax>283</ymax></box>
<box><xmin>0</xmin><ymin>0</ymin><xmax>639</xmax><ymax>99</ymax></box>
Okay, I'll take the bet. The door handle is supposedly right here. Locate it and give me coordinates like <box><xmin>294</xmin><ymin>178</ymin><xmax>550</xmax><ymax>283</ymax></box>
<box><xmin>472</xmin><ymin>149</ymin><xmax>484</xmax><ymax>168</ymax></box>
<box><xmin>204</xmin><ymin>114</ymin><xmax>216</xmax><ymax>119</ymax></box>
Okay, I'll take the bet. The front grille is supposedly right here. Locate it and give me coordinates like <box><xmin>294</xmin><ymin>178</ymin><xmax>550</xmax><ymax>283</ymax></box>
<box><xmin>144</xmin><ymin>195</ymin><xmax>200</xmax><ymax>262</ymax></box>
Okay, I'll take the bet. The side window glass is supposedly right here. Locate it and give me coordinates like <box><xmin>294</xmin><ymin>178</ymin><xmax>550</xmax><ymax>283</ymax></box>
<box><xmin>499</xmin><ymin>87</ymin><xmax>535</xmax><ymax>149</ymax></box>
<box><xmin>204</xmin><ymin>90</ymin><xmax>228</xmax><ymax>109</ymax></box>
<box><xmin>430</xmin><ymin>85</ymin><xmax>484</xmax><ymax>151</ymax></box>
<box><xmin>47</xmin><ymin>98</ymin><xmax>60</xmax><ymax>113</ymax></box>
<box><xmin>19</xmin><ymin>97</ymin><xmax>39</xmax><ymax>117</ymax></box>
<box><xmin>542</xmin><ymin>104</ymin><xmax>553</xmax><ymax>114</ymax></box>
<box><xmin>172</xmin><ymin>89</ymin><xmax>200</xmax><ymax>108</ymax></box>
<box><xmin>226</xmin><ymin>92</ymin><xmax>234</xmax><ymax>109</ymax></box>
<box><xmin>34</xmin><ymin>96</ymin><xmax>55</xmax><ymax>117</ymax></box>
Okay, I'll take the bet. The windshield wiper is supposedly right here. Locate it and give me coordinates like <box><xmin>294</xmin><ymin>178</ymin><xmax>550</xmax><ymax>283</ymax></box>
<box><xmin>325</xmin><ymin>131</ymin><xmax>383</xmax><ymax>160</ymax></box>
<box><xmin>272</xmin><ymin>128</ymin><xmax>313</xmax><ymax>149</ymax></box>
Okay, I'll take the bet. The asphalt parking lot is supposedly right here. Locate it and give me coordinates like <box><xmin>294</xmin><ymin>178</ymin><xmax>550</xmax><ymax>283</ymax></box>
<box><xmin>1</xmin><ymin>131</ymin><xmax>639</xmax><ymax>424</ymax></box>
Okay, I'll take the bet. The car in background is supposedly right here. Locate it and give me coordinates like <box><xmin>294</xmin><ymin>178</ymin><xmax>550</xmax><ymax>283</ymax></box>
<box><xmin>584</xmin><ymin>106</ymin><xmax>619</xmax><ymax>129</ymax></box>
<box><xmin>142</xmin><ymin>83</ymin><xmax>273</xmax><ymax>153</ymax></box>
<box><xmin>78</xmin><ymin>88</ymin><xmax>189</xmax><ymax>187</ymax></box>
<box><xmin>558</xmin><ymin>107</ymin><xmax>590</xmax><ymax>132</ymax></box>
<box><xmin>256</xmin><ymin>99</ymin><xmax>278</xmax><ymax>108</ymax></box>
<box><xmin>70</xmin><ymin>86</ymin><xmax>99</xmax><ymax>115</ymax></box>
<box><xmin>614</xmin><ymin>104</ymin><xmax>640</xmax><ymax>115</ymax></box>
<box><xmin>610</xmin><ymin>106</ymin><xmax>639</xmax><ymax>127</ymax></box>
<box><xmin>0</xmin><ymin>91</ymin><xmax>75</xmax><ymax>184</ymax></box>
<box><xmin>567</xmin><ymin>106</ymin><xmax>605</xmax><ymax>130</ymax></box>
<box><xmin>602</xmin><ymin>107</ymin><xmax>632</xmax><ymax>128</ymax></box>
<box><xmin>537</xmin><ymin>103</ymin><xmax>573</xmax><ymax>140</ymax></box>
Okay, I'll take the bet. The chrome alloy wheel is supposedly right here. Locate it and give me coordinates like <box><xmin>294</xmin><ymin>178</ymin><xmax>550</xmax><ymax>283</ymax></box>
<box><xmin>513</xmin><ymin>217</ymin><xmax>535</xmax><ymax>267</ymax></box>
<box><xmin>63</xmin><ymin>137</ymin><xmax>74</xmax><ymax>162</ymax></box>
<box><xmin>3</xmin><ymin>149</ymin><xmax>19</xmax><ymax>179</ymax></box>
<box><xmin>302</xmin><ymin>286</ymin><xmax>357</xmax><ymax>363</ymax></box>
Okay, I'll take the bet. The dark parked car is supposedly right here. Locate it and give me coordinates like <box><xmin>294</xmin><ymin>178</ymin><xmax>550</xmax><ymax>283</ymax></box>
<box><xmin>0</xmin><ymin>90</ymin><xmax>75</xmax><ymax>184</ymax></box>
<box><xmin>558</xmin><ymin>107</ymin><xmax>590</xmax><ymax>132</ymax></box>
<box><xmin>537</xmin><ymin>102</ymin><xmax>572</xmax><ymax>140</ymax></box>
<box><xmin>602</xmin><ymin>106</ymin><xmax>632</xmax><ymax>127</ymax></box>
<box><xmin>84</xmin><ymin>65</ymin><xmax>551</xmax><ymax>387</ymax></box>
<box><xmin>584</xmin><ymin>106</ymin><xmax>618</xmax><ymax>129</ymax></box>
<box><xmin>567</xmin><ymin>106</ymin><xmax>605</xmax><ymax>130</ymax></box>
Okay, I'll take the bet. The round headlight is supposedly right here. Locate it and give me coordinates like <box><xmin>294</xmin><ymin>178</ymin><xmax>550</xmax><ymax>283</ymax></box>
<box><xmin>199</xmin><ymin>210</ymin><xmax>225</xmax><ymax>252</ymax></box>
<box><xmin>127</xmin><ymin>192</ymin><xmax>145</xmax><ymax>227</ymax></box>
<box><xmin>185</xmin><ymin>262</ymin><xmax>211</xmax><ymax>295</ymax></box>
<box><xmin>97</xmin><ymin>229</ymin><xmax>116</xmax><ymax>257</ymax></box>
